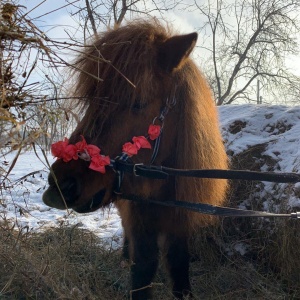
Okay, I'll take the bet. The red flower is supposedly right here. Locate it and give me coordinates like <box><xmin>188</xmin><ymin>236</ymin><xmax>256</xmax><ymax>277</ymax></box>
<box><xmin>148</xmin><ymin>124</ymin><xmax>161</xmax><ymax>140</ymax></box>
<box><xmin>89</xmin><ymin>155</ymin><xmax>110</xmax><ymax>174</ymax></box>
<box><xmin>75</xmin><ymin>135</ymin><xmax>87</xmax><ymax>152</ymax></box>
<box><xmin>86</xmin><ymin>144</ymin><xmax>101</xmax><ymax>157</ymax></box>
<box><xmin>61</xmin><ymin>144</ymin><xmax>78</xmax><ymax>162</ymax></box>
<box><xmin>51</xmin><ymin>138</ymin><xmax>78</xmax><ymax>162</ymax></box>
<box><xmin>122</xmin><ymin>142</ymin><xmax>138</xmax><ymax>156</ymax></box>
<box><xmin>76</xmin><ymin>136</ymin><xmax>100</xmax><ymax>156</ymax></box>
<box><xmin>51</xmin><ymin>138</ymin><xmax>69</xmax><ymax>158</ymax></box>
<box><xmin>132</xmin><ymin>136</ymin><xmax>151</xmax><ymax>150</ymax></box>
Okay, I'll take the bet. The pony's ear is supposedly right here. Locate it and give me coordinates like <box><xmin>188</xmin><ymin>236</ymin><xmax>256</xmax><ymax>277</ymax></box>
<box><xmin>158</xmin><ymin>32</ymin><xmax>198</xmax><ymax>72</ymax></box>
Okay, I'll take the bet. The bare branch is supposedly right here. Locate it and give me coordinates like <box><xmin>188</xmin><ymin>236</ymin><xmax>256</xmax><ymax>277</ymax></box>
<box><xmin>85</xmin><ymin>0</ymin><xmax>99</xmax><ymax>37</ymax></box>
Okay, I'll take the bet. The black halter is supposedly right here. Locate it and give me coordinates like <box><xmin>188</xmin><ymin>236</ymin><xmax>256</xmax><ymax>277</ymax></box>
<box><xmin>109</xmin><ymin>92</ymin><xmax>300</xmax><ymax>219</ymax></box>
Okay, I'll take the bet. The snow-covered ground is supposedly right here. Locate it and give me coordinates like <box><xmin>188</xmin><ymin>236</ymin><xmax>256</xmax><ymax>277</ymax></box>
<box><xmin>221</xmin><ymin>104</ymin><xmax>300</xmax><ymax>211</ymax></box>
<box><xmin>0</xmin><ymin>148</ymin><xmax>123</xmax><ymax>249</ymax></box>
<box><xmin>1</xmin><ymin>104</ymin><xmax>300</xmax><ymax>249</ymax></box>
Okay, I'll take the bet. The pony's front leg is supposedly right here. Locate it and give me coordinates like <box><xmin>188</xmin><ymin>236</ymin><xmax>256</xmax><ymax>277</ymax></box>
<box><xmin>129</xmin><ymin>231</ymin><xmax>159</xmax><ymax>300</ymax></box>
<box><xmin>166</xmin><ymin>235</ymin><xmax>192</xmax><ymax>299</ymax></box>
<box><xmin>122</xmin><ymin>235</ymin><xmax>130</xmax><ymax>261</ymax></box>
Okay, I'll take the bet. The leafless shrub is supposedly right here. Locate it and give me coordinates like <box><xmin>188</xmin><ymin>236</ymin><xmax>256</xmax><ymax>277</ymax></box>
<box><xmin>0</xmin><ymin>1</ymin><xmax>80</xmax><ymax>195</ymax></box>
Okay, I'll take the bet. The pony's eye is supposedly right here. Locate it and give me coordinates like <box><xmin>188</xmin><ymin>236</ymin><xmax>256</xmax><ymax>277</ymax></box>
<box><xmin>131</xmin><ymin>101</ymin><xmax>148</xmax><ymax>112</ymax></box>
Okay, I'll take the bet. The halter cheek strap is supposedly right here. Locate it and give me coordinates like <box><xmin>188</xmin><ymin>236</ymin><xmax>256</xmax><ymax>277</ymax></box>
<box><xmin>150</xmin><ymin>93</ymin><xmax>177</xmax><ymax>164</ymax></box>
<box><xmin>113</xmin><ymin>92</ymin><xmax>177</xmax><ymax>194</ymax></box>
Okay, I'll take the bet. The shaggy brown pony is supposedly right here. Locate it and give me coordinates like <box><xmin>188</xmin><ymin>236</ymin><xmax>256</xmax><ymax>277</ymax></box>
<box><xmin>43</xmin><ymin>19</ymin><xmax>228</xmax><ymax>299</ymax></box>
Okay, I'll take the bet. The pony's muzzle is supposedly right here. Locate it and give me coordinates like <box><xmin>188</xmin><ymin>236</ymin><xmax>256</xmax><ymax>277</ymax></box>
<box><xmin>42</xmin><ymin>176</ymin><xmax>81</xmax><ymax>210</ymax></box>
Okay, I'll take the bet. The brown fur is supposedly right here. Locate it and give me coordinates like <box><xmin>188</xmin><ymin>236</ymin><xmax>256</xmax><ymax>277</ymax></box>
<box><xmin>43</xmin><ymin>18</ymin><xmax>228</xmax><ymax>299</ymax></box>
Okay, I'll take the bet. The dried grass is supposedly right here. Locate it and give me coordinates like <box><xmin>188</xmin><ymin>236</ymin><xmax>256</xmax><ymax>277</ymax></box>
<box><xmin>0</xmin><ymin>222</ymin><xmax>129</xmax><ymax>299</ymax></box>
<box><xmin>1</xmin><ymin>218</ymin><xmax>299</xmax><ymax>299</ymax></box>
<box><xmin>0</xmin><ymin>1</ymin><xmax>78</xmax><ymax>156</ymax></box>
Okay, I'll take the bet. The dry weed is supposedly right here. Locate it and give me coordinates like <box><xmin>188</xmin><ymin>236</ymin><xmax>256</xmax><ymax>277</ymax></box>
<box><xmin>1</xmin><ymin>220</ymin><xmax>299</xmax><ymax>299</ymax></box>
<box><xmin>0</xmin><ymin>223</ymin><xmax>129</xmax><ymax>299</ymax></box>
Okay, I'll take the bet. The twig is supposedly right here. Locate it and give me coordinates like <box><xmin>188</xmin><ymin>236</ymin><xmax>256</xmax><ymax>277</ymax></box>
<box><xmin>129</xmin><ymin>282</ymin><xmax>164</xmax><ymax>299</ymax></box>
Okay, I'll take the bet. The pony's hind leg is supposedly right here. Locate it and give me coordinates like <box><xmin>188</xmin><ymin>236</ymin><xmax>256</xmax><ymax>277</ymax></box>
<box><xmin>129</xmin><ymin>231</ymin><xmax>159</xmax><ymax>300</ymax></box>
<box><xmin>165</xmin><ymin>235</ymin><xmax>192</xmax><ymax>299</ymax></box>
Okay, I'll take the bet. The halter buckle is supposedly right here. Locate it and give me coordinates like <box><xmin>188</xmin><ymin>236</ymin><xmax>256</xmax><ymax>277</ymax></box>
<box><xmin>291</xmin><ymin>212</ymin><xmax>300</xmax><ymax>219</ymax></box>
<box><xmin>133</xmin><ymin>163</ymin><xmax>144</xmax><ymax>176</ymax></box>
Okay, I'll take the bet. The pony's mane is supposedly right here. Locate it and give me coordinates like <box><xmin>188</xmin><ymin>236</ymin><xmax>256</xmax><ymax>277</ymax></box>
<box><xmin>174</xmin><ymin>62</ymin><xmax>228</xmax><ymax>227</ymax></box>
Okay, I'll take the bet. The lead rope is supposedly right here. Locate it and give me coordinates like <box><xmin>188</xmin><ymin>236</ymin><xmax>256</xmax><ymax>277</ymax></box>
<box><xmin>120</xmin><ymin>193</ymin><xmax>300</xmax><ymax>219</ymax></box>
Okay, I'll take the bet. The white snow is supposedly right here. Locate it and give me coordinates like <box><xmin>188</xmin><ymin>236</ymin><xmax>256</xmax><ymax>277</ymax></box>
<box><xmin>220</xmin><ymin>104</ymin><xmax>300</xmax><ymax>173</ymax></box>
<box><xmin>0</xmin><ymin>149</ymin><xmax>123</xmax><ymax>249</ymax></box>
<box><xmin>220</xmin><ymin>104</ymin><xmax>300</xmax><ymax>212</ymax></box>
<box><xmin>1</xmin><ymin>104</ymin><xmax>300</xmax><ymax>252</ymax></box>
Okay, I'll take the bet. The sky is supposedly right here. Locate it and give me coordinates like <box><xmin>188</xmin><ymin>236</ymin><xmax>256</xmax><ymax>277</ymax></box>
<box><xmin>18</xmin><ymin>1</ymin><xmax>86</xmax><ymax>51</ymax></box>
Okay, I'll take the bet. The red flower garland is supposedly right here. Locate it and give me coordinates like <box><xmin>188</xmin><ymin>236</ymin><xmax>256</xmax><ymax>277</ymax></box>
<box><xmin>51</xmin><ymin>124</ymin><xmax>161</xmax><ymax>173</ymax></box>
<box><xmin>51</xmin><ymin>136</ymin><xmax>110</xmax><ymax>174</ymax></box>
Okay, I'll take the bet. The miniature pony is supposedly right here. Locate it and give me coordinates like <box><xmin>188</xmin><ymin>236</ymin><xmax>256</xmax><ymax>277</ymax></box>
<box><xmin>43</xmin><ymin>19</ymin><xmax>228</xmax><ymax>299</ymax></box>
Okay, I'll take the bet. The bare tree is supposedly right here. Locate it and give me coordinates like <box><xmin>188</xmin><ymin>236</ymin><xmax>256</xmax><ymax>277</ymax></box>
<box><xmin>194</xmin><ymin>0</ymin><xmax>300</xmax><ymax>105</ymax></box>
<box><xmin>70</xmin><ymin>0</ymin><xmax>178</xmax><ymax>40</ymax></box>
